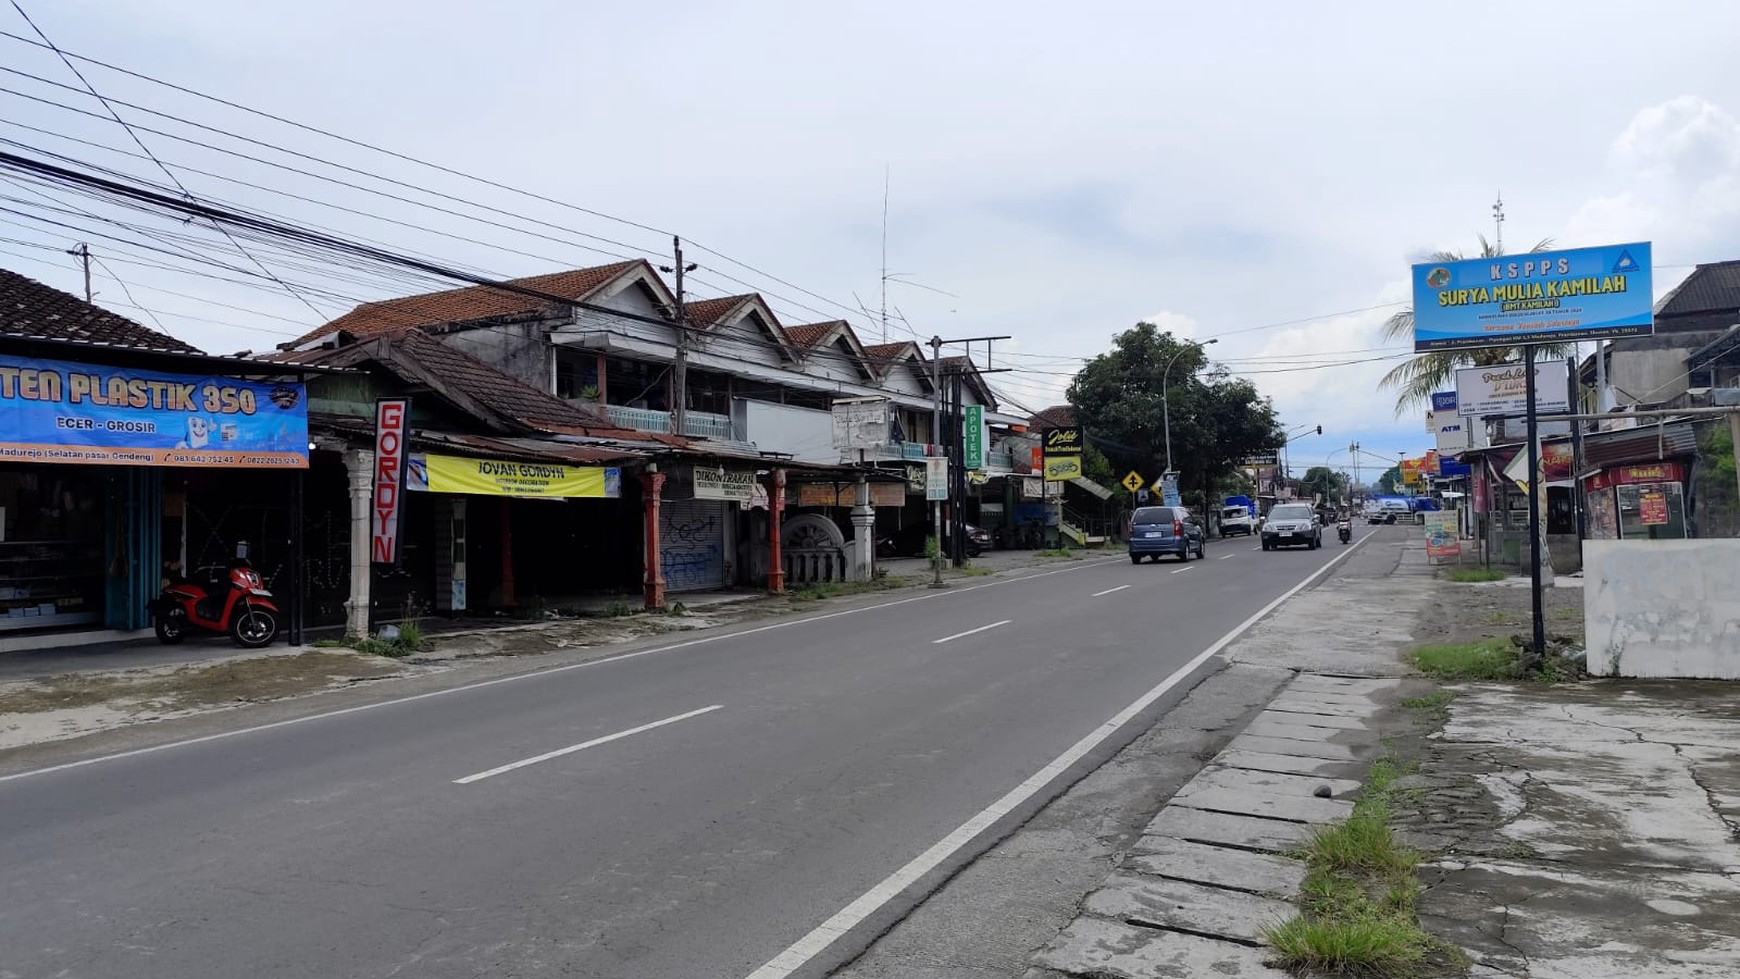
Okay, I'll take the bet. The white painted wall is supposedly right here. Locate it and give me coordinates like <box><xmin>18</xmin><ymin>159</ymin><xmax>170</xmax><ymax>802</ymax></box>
<box><xmin>733</xmin><ymin>398</ymin><xmax>838</xmax><ymax>464</ymax></box>
<box><xmin>1585</xmin><ymin>539</ymin><xmax>1740</xmax><ymax>678</ymax></box>
<box><xmin>707</xmin><ymin>312</ymin><xmax>786</xmax><ymax>368</ymax></box>
<box><xmin>802</xmin><ymin>340</ymin><xmax>865</xmax><ymax>383</ymax></box>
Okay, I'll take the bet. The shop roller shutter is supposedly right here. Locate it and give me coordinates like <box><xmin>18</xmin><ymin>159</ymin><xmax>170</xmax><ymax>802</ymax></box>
<box><xmin>660</xmin><ymin>499</ymin><xmax>725</xmax><ymax>592</ymax></box>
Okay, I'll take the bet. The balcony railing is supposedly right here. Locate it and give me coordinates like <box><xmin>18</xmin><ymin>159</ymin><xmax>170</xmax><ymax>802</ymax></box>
<box><xmin>598</xmin><ymin>404</ymin><xmax>738</xmax><ymax>440</ymax></box>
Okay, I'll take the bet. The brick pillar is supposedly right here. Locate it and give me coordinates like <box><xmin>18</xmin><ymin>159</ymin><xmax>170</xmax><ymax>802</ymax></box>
<box><xmin>641</xmin><ymin>470</ymin><xmax>666</xmax><ymax>610</ymax></box>
<box><xmin>767</xmin><ymin>468</ymin><xmax>786</xmax><ymax>594</ymax></box>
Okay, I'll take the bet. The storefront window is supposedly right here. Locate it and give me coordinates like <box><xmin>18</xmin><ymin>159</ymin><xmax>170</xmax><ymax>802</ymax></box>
<box><xmin>0</xmin><ymin>468</ymin><xmax>105</xmax><ymax>629</ymax></box>
<box><xmin>1617</xmin><ymin>482</ymin><xmax>1686</xmax><ymax>540</ymax></box>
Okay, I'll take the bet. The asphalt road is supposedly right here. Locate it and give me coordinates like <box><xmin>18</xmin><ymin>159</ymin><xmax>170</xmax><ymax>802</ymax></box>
<box><xmin>0</xmin><ymin>528</ymin><xmax>1371</xmax><ymax>979</ymax></box>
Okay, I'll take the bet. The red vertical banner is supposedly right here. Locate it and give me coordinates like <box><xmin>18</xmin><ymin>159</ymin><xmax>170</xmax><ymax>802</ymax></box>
<box><xmin>372</xmin><ymin>398</ymin><xmax>410</xmax><ymax>564</ymax></box>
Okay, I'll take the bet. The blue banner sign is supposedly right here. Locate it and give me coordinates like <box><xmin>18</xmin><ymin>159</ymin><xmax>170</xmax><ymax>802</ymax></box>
<box><xmin>1430</xmin><ymin>391</ymin><xmax>1458</xmax><ymax>412</ymax></box>
<box><xmin>0</xmin><ymin>354</ymin><xmax>309</xmax><ymax>468</ymax></box>
<box><xmin>1411</xmin><ymin>242</ymin><xmax>1653</xmax><ymax>352</ymax></box>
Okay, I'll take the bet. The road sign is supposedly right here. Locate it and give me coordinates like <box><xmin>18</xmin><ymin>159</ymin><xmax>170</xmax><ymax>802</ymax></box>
<box><xmin>1121</xmin><ymin>471</ymin><xmax>1145</xmax><ymax>493</ymax></box>
<box><xmin>925</xmin><ymin>457</ymin><xmax>949</xmax><ymax>501</ymax></box>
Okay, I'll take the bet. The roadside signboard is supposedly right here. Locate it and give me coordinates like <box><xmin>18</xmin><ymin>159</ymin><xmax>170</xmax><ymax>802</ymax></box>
<box><xmin>1121</xmin><ymin>471</ymin><xmax>1145</xmax><ymax>493</ymax></box>
<box><xmin>1161</xmin><ymin>472</ymin><xmax>1181</xmax><ymax>507</ymax></box>
<box><xmin>407</xmin><ymin>453</ymin><xmax>621</xmax><ymax>499</ymax></box>
<box><xmin>1428</xmin><ymin>409</ymin><xmax>1469</xmax><ymax>454</ymax></box>
<box><xmin>1411</xmin><ymin>242</ymin><xmax>1653</xmax><ymax>352</ymax></box>
<box><xmin>1455</xmin><ymin>362</ymin><xmax>1570</xmax><ymax>418</ymax></box>
<box><xmin>371</xmin><ymin>398</ymin><xmax>409</xmax><ymax>564</ymax></box>
<box><xmin>963</xmin><ymin>405</ymin><xmax>985</xmax><ymax>469</ymax></box>
<box><xmin>1424</xmin><ymin>511</ymin><xmax>1460</xmax><ymax>561</ymax></box>
<box><xmin>0</xmin><ymin>354</ymin><xmax>310</xmax><ymax>468</ymax></box>
<box><xmin>1242</xmin><ymin>453</ymin><xmax>1279</xmax><ymax>467</ymax></box>
<box><xmin>831</xmin><ymin>398</ymin><xmax>891</xmax><ymax>449</ymax></box>
<box><xmin>925</xmin><ymin>457</ymin><xmax>949</xmax><ymax>501</ymax></box>
<box><xmin>1042</xmin><ymin>425</ymin><xmax>1084</xmax><ymax>481</ymax></box>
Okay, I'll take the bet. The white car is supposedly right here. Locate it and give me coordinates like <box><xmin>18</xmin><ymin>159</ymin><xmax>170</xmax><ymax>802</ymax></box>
<box><xmin>1218</xmin><ymin>505</ymin><xmax>1255</xmax><ymax>538</ymax></box>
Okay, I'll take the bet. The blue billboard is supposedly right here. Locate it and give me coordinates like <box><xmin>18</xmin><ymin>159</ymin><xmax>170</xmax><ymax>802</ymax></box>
<box><xmin>1430</xmin><ymin>391</ymin><xmax>1457</xmax><ymax>412</ymax></box>
<box><xmin>0</xmin><ymin>355</ymin><xmax>309</xmax><ymax>468</ymax></box>
<box><xmin>1411</xmin><ymin>242</ymin><xmax>1653</xmax><ymax>352</ymax></box>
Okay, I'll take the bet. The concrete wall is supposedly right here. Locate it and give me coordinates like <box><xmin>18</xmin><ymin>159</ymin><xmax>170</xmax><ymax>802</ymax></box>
<box><xmin>1611</xmin><ymin>346</ymin><xmax>1698</xmax><ymax>404</ymax></box>
<box><xmin>443</xmin><ymin>322</ymin><xmax>551</xmax><ymax>391</ymax></box>
<box><xmin>733</xmin><ymin>398</ymin><xmax>838</xmax><ymax>463</ymax></box>
<box><xmin>1585</xmin><ymin>539</ymin><xmax>1740</xmax><ymax>678</ymax></box>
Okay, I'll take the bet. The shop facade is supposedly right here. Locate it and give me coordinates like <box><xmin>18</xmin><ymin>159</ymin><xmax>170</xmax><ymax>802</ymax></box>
<box><xmin>1583</xmin><ymin>462</ymin><xmax>1689</xmax><ymax>541</ymax></box>
<box><xmin>0</xmin><ymin>339</ymin><xmax>314</xmax><ymax>645</ymax></box>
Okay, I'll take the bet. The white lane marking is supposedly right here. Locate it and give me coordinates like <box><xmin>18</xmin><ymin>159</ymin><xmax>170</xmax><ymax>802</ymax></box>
<box><xmin>931</xmin><ymin>620</ymin><xmax>1012</xmax><ymax>645</ymax></box>
<box><xmin>741</xmin><ymin>530</ymin><xmax>1375</xmax><ymax>979</ymax></box>
<box><xmin>453</xmin><ymin>705</ymin><xmax>722</xmax><ymax>785</ymax></box>
<box><xmin>1170</xmin><ymin>565</ymin><xmax>1195</xmax><ymax>574</ymax></box>
<box><xmin>0</xmin><ymin>557</ymin><xmax>1120</xmax><ymax>787</ymax></box>
<box><xmin>1251</xmin><ymin>545</ymin><xmax>1261</xmax><ymax>550</ymax></box>
<box><xmin>1091</xmin><ymin>585</ymin><xmax>1131</xmax><ymax>597</ymax></box>
<box><xmin>1219</xmin><ymin>554</ymin><xmax>1236</xmax><ymax>560</ymax></box>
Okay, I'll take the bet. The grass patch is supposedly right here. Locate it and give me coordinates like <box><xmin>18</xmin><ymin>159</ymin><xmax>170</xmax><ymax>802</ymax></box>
<box><xmin>1446</xmin><ymin>566</ymin><xmax>1506</xmax><ymax>583</ymax></box>
<box><xmin>1265</xmin><ymin>755</ymin><xmax>1465</xmax><ymax>976</ymax></box>
<box><xmin>1401</xmin><ymin>690</ymin><xmax>1456</xmax><ymax>711</ymax></box>
<box><xmin>956</xmin><ymin>566</ymin><xmax>994</xmax><ymax>577</ymax></box>
<box><xmin>1034</xmin><ymin>548</ymin><xmax>1076</xmax><ymax>558</ymax></box>
<box><xmin>1408</xmin><ymin>638</ymin><xmax>1518</xmax><ymax>681</ymax></box>
<box><xmin>790</xmin><ymin>576</ymin><xmax>909</xmax><ymax>602</ymax></box>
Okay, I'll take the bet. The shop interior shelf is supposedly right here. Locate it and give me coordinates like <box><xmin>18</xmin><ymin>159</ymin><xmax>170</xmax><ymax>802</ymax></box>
<box><xmin>0</xmin><ymin>610</ymin><xmax>99</xmax><ymax>632</ymax></box>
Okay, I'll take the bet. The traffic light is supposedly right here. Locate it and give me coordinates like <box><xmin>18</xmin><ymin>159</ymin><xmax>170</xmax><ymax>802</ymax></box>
<box><xmin>1316</xmin><ymin>426</ymin><xmax>1323</xmax><ymax>435</ymax></box>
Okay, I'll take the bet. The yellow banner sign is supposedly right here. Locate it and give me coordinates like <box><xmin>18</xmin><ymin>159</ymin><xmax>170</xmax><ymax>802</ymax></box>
<box><xmin>409</xmin><ymin>453</ymin><xmax>620</xmax><ymax>499</ymax></box>
<box><xmin>1044</xmin><ymin>456</ymin><xmax>1083</xmax><ymax>480</ymax></box>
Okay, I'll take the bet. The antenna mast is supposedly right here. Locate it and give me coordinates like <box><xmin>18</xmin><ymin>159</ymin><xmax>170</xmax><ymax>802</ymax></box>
<box><xmin>1493</xmin><ymin>192</ymin><xmax>1505</xmax><ymax>254</ymax></box>
<box><xmin>880</xmin><ymin>166</ymin><xmax>889</xmax><ymax>344</ymax></box>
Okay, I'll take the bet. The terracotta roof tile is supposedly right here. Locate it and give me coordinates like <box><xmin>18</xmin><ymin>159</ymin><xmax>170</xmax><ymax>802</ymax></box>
<box><xmin>0</xmin><ymin>267</ymin><xmax>201</xmax><ymax>353</ymax></box>
<box><xmin>684</xmin><ymin>295</ymin><xmax>753</xmax><ymax>330</ymax></box>
<box><xmin>782</xmin><ymin>322</ymin><xmax>839</xmax><ymax>348</ymax></box>
<box><xmin>1029</xmin><ymin>404</ymin><xmax>1076</xmax><ymax>429</ymax></box>
<box><xmin>293</xmin><ymin>261</ymin><xmax>644</xmax><ymax>345</ymax></box>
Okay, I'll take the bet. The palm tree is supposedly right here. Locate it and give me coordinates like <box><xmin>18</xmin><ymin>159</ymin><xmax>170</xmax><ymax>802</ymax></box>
<box><xmin>1380</xmin><ymin>235</ymin><xmax>1578</xmax><ymax>414</ymax></box>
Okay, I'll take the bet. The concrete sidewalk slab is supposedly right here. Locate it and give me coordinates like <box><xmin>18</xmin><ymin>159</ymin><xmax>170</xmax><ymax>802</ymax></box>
<box><xmin>1229</xmin><ymin>733</ymin><xmax>1366</xmax><ymax>761</ymax></box>
<box><xmin>1170</xmin><ymin>785</ymin><xmax>1352</xmax><ymax>824</ymax></box>
<box><xmin>1084</xmin><ymin>873</ymin><xmax>1295</xmax><ymax>944</ymax></box>
<box><xmin>1214</xmin><ymin>748</ymin><xmax>1360</xmax><ymax>778</ymax></box>
<box><xmin>1242</xmin><ymin>716</ymin><xmax>1371</xmax><ymax>742</ymax></box>
<box><xmin>1187</xmin><ymin>765</ymin><xmax>1361</xmax><ymax>799</ymax></box>
<box><xmin>1031</xmin><ymin>917</ymin><xmax>1289</xmax><ymax>979</ymax></box>
<box><xmin>1123</xmin><ymin>837</ymin><xmax>1304</xmax><ymax>899</ymax></box>
<box><xmin>1253</xmin><ymin>707</ymin><xmax>1372</xmax><ymax>730</ymax></box>
<box><xmin>1138</xmin><ymin>807</ymin><xmax>1308</xmax><ymax>853</ymax></box>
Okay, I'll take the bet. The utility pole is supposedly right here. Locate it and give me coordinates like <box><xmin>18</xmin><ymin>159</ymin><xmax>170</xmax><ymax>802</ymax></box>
<box><xmin>67</xmin><ymin>242</ymin><xmax>91</xmax><ymax>301</ymax></box>
<box><xmin>661</xmin><ymin>237</ymin><xmax>697</xmax><ymax>438</ymax></box>
<box><xmin>929</xmin><ymin>335</ymin><xmax>945</xmax><ymax>587</ymax></box>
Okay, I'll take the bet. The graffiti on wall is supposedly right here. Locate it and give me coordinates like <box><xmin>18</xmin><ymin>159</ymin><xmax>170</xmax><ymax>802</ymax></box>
<box><xmin>661</xmin><ymin>505</ymin><xmax>723</xmax><ymax>592</ymax></box>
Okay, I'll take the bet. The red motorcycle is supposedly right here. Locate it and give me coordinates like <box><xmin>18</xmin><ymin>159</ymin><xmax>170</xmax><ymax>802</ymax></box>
<box><xmin>151</xmin><ymin>559</ymin><xmax>281</xmax><ymax>648</ymax></box>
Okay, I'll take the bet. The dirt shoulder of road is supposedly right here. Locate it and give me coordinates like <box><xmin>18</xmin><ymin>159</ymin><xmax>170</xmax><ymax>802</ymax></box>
<box><xmin>0</xmin><ymin>554</ymin><xmax>1097</xmax><ymax>757</ymax></box>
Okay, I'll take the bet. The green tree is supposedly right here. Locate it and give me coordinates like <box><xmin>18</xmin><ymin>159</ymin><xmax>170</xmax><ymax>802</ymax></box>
<box><xmin>1380</xmin><ymin>235</ymin><xmax>1578</xmax><ymax>414</ymax></box>
<box><xmin>1300</xmin><ymin>466</ymin><xmax>1348</xmax><ymax>503</ymax></box>
<box><xmin>1377</xmin><ymin>467</ymin><xmax>1403</xmax><ymax>495</ymax></box>
<box><xmin>1067</xmin><ymin>322</ymin><xmax>1284</xmax><ymax>505</ymax></box>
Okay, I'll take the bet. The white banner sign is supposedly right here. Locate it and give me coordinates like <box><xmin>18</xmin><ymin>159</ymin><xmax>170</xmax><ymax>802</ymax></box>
<box><xmin>1454</xmin><ymin>362</ymin><xmax>1570</xmax><ymax>418</ymax></box>
<box><xmin>694</xmin><ymin>468</ymin><xmax>755</xmax><ymax>502</ymax></box>
<box><xmin>1427</xmin><ymin>409</ymin><xmax>1470</xmax><ymax>455</ymax></box>
<box><xmin>831</xmin><ymin>398</ymin><xmax>891</xmax><ymax>449</ymax></box>
<box><xmin>925</xmin><ymin>457</ymin><xmax>949</xmax><ymax>501</ymax></box>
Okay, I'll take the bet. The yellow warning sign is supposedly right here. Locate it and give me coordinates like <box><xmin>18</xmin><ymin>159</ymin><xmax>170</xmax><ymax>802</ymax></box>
<box><xmin>1121</xmin><ymin>471</ymin><xmax>1145</xmax><ymax>493</ymax></box>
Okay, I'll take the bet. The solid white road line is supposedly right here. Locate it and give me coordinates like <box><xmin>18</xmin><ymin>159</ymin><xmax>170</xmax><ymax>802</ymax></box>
<box><xmin>1091</xmin><ymin>585</ymin><xmax>1131</xmax><ymax>597</ymax></box>
<box><xmin>1219</xmin><ymin>554</ymin><xmax>1236</xmax><ymax>560</ymax></box>
<box><xmin>1169</xmin><ymin>566</ymin><xmax>1195</xmax><ymax>574</ymax></box>
<box><xmin>931</xmin><ymin>620</ymin><xmax>1012</xmax><ymax>645</ymax></box>
<box><xmin>740</xmin><ymin>530</ymin><xmax>1377</xmax><ymax>979</ymax></box>
<box><xmin>0</xmin><ymin>557</ymin><xmax>1121</xmax><ymax>787</ymax></box>
<box><xmin>453</xmin><ymin>705</ymin><xmax>723</xmax><ymax>785</ymax></box>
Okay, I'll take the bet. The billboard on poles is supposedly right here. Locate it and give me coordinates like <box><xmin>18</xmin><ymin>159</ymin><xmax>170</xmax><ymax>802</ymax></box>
<box><xmin>1411</xmin><ymin>242</ymin><xmax>1653</xmax><ymax>352</ymax></box>
<box><xmin>1041</xmin><ymin>426</ymin><xmax>1083</xmax><ymax>481</ymax></box>
<box><xmin>1455</xmin><ymin>362</ymin><xmax>1570</xmax><ymax>418</ymax></box>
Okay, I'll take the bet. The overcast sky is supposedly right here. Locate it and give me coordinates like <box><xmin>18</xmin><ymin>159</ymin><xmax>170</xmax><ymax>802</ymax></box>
<box><xmin>5</xmin><ymin>1</ymin><xmax>1740</xmax><ymax>476</ymax></box>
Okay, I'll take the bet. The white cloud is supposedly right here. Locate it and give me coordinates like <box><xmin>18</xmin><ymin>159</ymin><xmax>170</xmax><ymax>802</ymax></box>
<box><xmin>1140</xmin><ymin>311</ymin><xmax>1199</xmax><ymax>340</ymax></box>
<box><xmin>1565</xmin><ymin>96</ymin><xmax>1740</xmax><ymax>261</ymax></box>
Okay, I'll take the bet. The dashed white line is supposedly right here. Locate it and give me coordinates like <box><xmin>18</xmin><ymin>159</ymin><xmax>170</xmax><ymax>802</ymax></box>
<box><xmin>740</xmin><ymin>530</ymin><xmax>1378</xmax><ymax>979</ymax></box>
<box><xmin>1091</xmin><ymin>585</ymin><xmax>1131</xmax><ymax>597</ymax></box>
<box><xmin>453</xmin><ymin>705</ymin><xmax>723</xmax><ymax>785</ymax></box>
<box><xmin>1219</xmin><ymin>554</ymin><xmax>1236</xmax><ymax>560</ymax></box>
<box><xmin>1170</xmin><ymin>566</ymin><xmax>1195</xmax><ymax>574</ymax></box>
<box><xmin>932</xmin><ymin>620</ymin><xmax>1012</xmax><ymax>644</ymax></box>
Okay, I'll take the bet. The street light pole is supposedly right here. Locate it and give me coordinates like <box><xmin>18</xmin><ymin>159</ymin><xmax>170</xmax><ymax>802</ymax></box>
<box><xmin>1162</xmin><ymin>338</ymin><xmax>1217</xmax><ymax>475</ymax></box>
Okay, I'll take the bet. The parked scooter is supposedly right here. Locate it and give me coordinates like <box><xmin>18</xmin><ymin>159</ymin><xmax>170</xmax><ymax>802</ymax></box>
<box><xmin>1337</xmin><ymin>517</ymin><xmax>1352</xmax><ymax>544</ymax></box>
<box><xmin>151</xmin><ymin>555</ymin><xmax>280</xmax><ymax>647</ymax></box>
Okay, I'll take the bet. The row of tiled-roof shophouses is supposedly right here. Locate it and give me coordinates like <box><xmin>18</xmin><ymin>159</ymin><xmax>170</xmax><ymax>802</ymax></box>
<box><xmin>0</xmin><ymin>260</ymin><xmax>1073</xmax><ymax>649</ymax></box>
